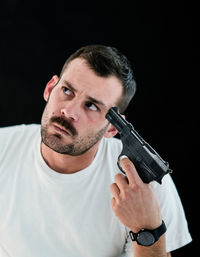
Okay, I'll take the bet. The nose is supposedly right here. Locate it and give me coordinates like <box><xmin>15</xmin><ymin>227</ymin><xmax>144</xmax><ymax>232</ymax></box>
<box><xmin>60</xmin><ymin>102</ymin><xmax>80</xmax><ymax>121</ymax></box>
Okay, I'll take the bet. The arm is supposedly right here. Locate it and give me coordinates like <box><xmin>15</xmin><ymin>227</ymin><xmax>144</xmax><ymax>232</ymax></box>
<box><xmin>110</xmin><ymin>156</ymin><xmax>169</xmax><ymax>257</ymax></box>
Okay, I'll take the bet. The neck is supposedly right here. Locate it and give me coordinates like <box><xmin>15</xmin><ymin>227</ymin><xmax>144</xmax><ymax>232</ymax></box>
<box><xmin>40</xmin><ymin>141</ymin><xmax>100</xmax><ymax>174</ymax></box>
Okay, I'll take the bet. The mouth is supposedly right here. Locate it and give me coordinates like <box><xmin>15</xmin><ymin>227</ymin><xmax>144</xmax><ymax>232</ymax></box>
<box><xmin>53</xmin><ymin>124</ymin><xmax>71</xmax><ymax>136</ymax></box>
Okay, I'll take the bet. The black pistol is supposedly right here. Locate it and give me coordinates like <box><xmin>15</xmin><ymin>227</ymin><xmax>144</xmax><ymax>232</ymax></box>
<box><xmin>105</xmin><ymin>107</ymin><xmax>172</xmax><ymax>184</ymax></box>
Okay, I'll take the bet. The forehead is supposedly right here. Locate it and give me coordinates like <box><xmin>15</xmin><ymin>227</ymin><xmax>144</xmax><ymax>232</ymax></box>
<box><xmin>59</xmin><ymin>58</ymin><xmax>123</xmax><ymax>108</ymax></box>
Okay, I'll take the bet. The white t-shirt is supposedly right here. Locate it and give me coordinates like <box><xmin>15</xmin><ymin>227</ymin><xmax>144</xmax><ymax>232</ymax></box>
<box><xmin>0</xmin><ymin>124</ymin><xmax>192</xmax><ymax>257</ymax></box>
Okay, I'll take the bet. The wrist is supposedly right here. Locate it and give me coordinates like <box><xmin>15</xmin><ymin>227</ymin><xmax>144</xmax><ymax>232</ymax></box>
<box><xmin>129</xmin><ymin>220</ymin><xmax>167</xmax><ymax>247</ymax></box>
<box><xmin>130</xmin><ymin>219</ymin><xmax>163</xmax><ymax>233</ymax></box>
<box><xmin>144</xmin><ymin>219</ymin><xmax>163</xmax><ymax>231</ymax></box>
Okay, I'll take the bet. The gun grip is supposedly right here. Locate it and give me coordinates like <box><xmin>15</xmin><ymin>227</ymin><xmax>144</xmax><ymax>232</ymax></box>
<box><xmin>117</xmin><ymin>152</ymin><xmax>157</xmax><ymax>184</ymax></box>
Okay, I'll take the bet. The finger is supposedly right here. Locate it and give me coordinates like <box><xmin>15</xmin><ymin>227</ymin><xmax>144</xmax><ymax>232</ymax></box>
<box><xmin>110</xmin><ymin>183</ymin><xmax>120</xmax><ymax>198</ymax></box>
<box><xmin>114</xmin><ymin>173</ymin><xmax>129</xmax><ymax>189</ymax></box>
<box><xmin>119</xmin><ymin>156</ymin><xmax>142</xmax><ymax>186</ymax></box>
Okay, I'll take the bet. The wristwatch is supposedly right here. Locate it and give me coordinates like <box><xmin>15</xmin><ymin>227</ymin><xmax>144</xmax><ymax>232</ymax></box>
<box><xmin>129</xmin><ymin>220</ymin><xmax>167</xmax><ymax>246</ymax></box>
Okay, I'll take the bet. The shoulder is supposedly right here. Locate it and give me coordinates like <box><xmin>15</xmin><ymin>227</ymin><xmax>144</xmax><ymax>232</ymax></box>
<box><xmin>0</xmin><ymin>124</ymin><xmax>40</xmax><ymax>138</ymax></box>
<box><xmin>96</xmin><ymin>137</ymin><xmax>122</xmax><ymax>176</ymax></box>
<box><xmin>101</xmin><ymin>136</ymin><xmax>122</xmax><ymax>155</ymax></box>
<box><xmin>0</xmin><ymin>124</ymin><xmax>40</xmax><ymax>151</ymax></box>
<box><xmin>102</xmin><ymin>136</ymin><xmax>122</xmax><ymax>147</ymax></box>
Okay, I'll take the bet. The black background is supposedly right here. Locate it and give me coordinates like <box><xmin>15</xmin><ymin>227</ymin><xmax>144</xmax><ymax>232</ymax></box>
<box><xmin>0</xmin><ymin>1</ymin><xmax>199</xmax><ymax>256</ymax></box>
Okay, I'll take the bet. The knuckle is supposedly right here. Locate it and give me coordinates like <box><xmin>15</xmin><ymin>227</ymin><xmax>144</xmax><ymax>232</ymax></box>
<box><xmin>116</xmin><ymin>199</ymin><xmax>124</xmax><ymax>209</ymax></box>
<box><xmin>110</xmin><ymin>182</ymin><xmax>115</xmax><ymax>188</ymax></box>
<box><xmin>123</xmin><ymin>188</ymin><xmax>134</xmax><ymax>202</ymax></box>
<box><xmin>124</xmin><ymin>188</ymin><xmax>132</xmax><ymax>197</ymax></box>
<box><xmin>114</xmin><ymin>173</ymin><xmax>123</xmax><ymax>181</ymax></box>
<box><xmin>110</xmin><ymin>183</ymin><xmax>114</xmax><ymax>191</ymax></box>
<box><xmin>130</xmin><ymin>183</ymin><xmax>141</xmax><ymax>192</ymax></box>
<box><xmin>122</xmin><ymin>160</ymin><xmax>133</xmax><ymax>171</ymax></box>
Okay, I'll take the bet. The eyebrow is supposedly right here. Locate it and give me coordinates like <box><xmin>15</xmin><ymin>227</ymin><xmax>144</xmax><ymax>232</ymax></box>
<box><xmin>63</xmin><ymin>80</ymin><xmax>108</xmax><ymax>109</ymax></box>
<box><xmin>63</xmin><ymin>80</ymin><xmax>77</xmax><ymax>92</ymax></box>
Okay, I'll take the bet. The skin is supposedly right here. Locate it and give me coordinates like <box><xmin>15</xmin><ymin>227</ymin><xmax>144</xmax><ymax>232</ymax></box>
<box><xmin>112</xmin><ymin>157</ymin><xmax>171</xmax><ymax>257</ymax></box>
<box><xmin>41</xmin><ymin>58</ymin><xmax>121</xmax><ymax>173</ymax></box>
<box><xmin>41</xmin><ymin>57</ymin><xmax>171</xmax><ymax>256</ymax></box>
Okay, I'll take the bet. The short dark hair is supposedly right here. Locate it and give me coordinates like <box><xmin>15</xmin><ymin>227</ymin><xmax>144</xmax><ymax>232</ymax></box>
<box><xmin>60</xmin><ymin>45</ymin><xmax>136</xmax><ymax>113</ymax></box>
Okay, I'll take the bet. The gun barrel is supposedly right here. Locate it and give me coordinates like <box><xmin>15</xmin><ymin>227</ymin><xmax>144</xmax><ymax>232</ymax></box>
<box><xmin>105</xmin><ymin>107</ymin><xmax>131</xmax><ymax>133</ymax></box>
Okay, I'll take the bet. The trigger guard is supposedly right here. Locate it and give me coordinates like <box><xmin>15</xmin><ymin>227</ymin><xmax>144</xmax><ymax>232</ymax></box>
<box><xmin>117</xmin><ymin>156</ymin><xmax>126</xmax><ymax>174</ymax></box>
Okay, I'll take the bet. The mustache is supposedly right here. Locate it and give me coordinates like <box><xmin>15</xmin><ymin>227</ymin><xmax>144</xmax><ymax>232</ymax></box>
<box><xmin>50</xmin><ymin>116</ymin><xmax>78</xmax><ymax>136</ymax></box>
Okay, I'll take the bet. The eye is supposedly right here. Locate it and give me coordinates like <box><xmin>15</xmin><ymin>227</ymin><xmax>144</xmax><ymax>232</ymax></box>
<box><xmin>63</xmin><ymin>87</ymin><xmax>73</xmax><ymax>96</ymax></box>
<box><xmin>85</xmin><ymin>102</ymin><xmax>98</xmax><ymax>111</ymax></box>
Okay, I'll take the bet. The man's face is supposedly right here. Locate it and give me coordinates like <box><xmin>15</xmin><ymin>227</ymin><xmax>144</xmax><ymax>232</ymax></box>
<box><xmin>41</xmin><ymin>58</ymin><xmax>122</xmax><ymax>156</ymax></box>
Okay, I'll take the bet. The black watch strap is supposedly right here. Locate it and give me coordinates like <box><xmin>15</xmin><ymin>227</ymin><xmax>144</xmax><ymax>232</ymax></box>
<box><xmin>152</xmin><ymin>220</ymin><xmax>167</xmax><ymax>240</ymax></box>
<box><xmin>129</xmin><ymin>220</ymin><xmax>167</xmax><ymax>246</ymax></box>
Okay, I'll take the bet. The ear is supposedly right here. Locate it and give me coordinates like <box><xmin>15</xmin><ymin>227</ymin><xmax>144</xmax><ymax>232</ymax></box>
<box><xmin>43</xmin><ymin>75</ymin><xmax>59</xmax><ymax>102</ymax></box>
<box><xmin>104</xmin><ymin>123</ymin><xmax>118</xmax><ymax>138</ymax></box>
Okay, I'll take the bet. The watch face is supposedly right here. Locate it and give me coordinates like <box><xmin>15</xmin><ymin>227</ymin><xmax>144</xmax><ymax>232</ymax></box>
<box><xmin>137</xmin><ymin>231</ymin><xmax>155</xmax><ymax>246</ymax></box>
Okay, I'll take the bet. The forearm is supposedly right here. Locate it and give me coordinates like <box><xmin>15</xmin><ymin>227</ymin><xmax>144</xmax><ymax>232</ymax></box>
<box><xmin>133</xmin><ymin>234</ymin><xmax>167</xmax><ymax>257</ymax></box>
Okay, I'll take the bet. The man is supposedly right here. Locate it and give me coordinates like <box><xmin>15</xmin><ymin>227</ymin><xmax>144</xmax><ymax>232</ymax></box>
<box><xmin>0</xmin><ymin>45</ymin><xmax>191</xmax><ymax>256</ymax></box>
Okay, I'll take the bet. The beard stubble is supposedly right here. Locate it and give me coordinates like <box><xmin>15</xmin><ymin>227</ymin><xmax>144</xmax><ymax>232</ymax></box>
<box><xmin>41</xmin><ymin>115</ymin><xmax>109</xmax><ymax>156</ymax></box>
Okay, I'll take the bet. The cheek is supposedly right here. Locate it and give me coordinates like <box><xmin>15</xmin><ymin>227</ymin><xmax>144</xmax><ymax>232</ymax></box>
<box><xmin>81</xmin><ymin>115</ymin><xmax>108</xmax><ymax>134</ymax></box>
<box><xmin>86</xmin><ymin>109</ymin><xmax>107</xmax><ymax>123</ymax></box>
<box><xmin>45</xmin><ymin>98</ymin><xmax>61</xmax><ymax>117</ymax></box>
<box><xmin>42</xmin><ymin>105</ymin><xmax>56</xmax><ymax>126</ymax></box>
<box><xmin>82</xmin><ymin>116</ymin><xmax>101</xmax><ymax>132</ymax></box>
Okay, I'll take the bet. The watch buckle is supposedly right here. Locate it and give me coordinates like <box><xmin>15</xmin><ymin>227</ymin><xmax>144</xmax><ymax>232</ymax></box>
<box><xmin>129</xmin><ymin>231</ymin><xmax>136</xmax><ymax>241</ymax></box>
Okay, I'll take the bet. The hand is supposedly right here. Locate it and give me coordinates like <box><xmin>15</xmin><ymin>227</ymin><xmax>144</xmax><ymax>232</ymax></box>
<box><xmin>110</xmin><ymin>156</ymin><xmax>162</xmax><ymax>233</ymax></box>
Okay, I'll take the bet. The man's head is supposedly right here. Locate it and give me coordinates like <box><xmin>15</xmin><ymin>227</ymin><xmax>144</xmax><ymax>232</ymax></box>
<box><xmin>60</xmin><ymin>45</ymin><xmax>136</xmax><ymax>113</ymax></box>
<box><xmin>41</xmin><ymin>45</ymin><xmax>136</xmax><ymax>156</ymax></box>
